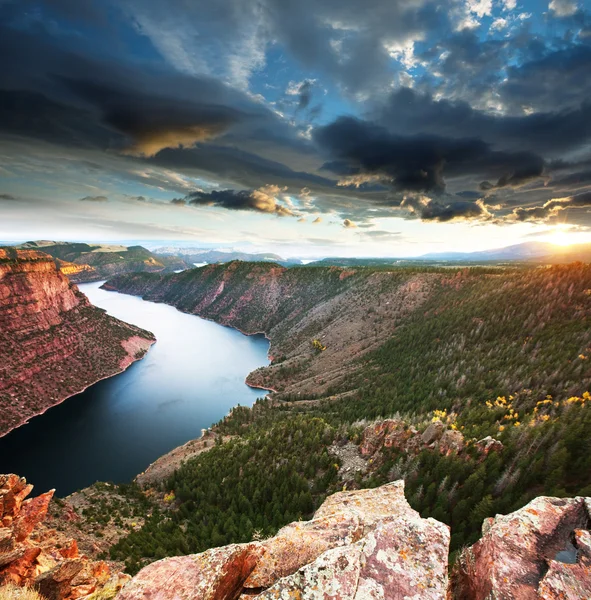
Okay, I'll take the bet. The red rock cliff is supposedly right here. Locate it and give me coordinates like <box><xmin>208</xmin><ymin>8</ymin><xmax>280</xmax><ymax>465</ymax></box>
<box><xmin>0</xmin><ymin>473</ymin><xmax>129</xmax><ymax>599</ymax></box>
<box><xmin>0</xmin><ymin>248</ymin><xmax>155</xmax><ymax>437</ymax></box>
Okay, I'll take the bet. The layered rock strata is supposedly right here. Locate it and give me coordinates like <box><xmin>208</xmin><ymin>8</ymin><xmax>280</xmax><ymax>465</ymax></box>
<box><xmin>0</xmin><ymin>248</ymin><xmax>155</xmax><ymax>436</ymax></box>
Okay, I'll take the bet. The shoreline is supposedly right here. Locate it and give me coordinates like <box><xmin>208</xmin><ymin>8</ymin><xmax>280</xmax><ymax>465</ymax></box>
<box><xmin>0</xmin><ymin>337</ymin><xmax>156</xmax><ymax>440</ymax></box>
<box><xmin>100</xmin><ymin>282</ymin><xmax>277</xmax><ymax>392</ymax></box>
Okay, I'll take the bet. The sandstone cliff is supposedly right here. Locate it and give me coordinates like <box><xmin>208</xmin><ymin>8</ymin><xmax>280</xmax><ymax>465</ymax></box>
<box><xmin>115</xmin><ymin>481</ymin><xmax>591</xmax><ymax>599</ymax></box>
<box><xmin>103</xmin><ymin>262</ymin><xmax>438</xmax><ymax>398</ymax></box>
<box><xmin>0</xmin><ymin>248</ymin><xmax>155</xmax><ymax>437</ymax></box>
<box><xmin>0</xmin><ymin>474</ymin><xmax>128</xmax><ymax>599</ymax></box>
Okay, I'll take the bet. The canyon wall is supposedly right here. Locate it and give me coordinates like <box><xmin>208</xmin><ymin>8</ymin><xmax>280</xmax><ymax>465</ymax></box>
<box><xmin>0</xmin><ymin>248</ymin><xmax>155</xmax><ymax>437</ymax></box>
<box><xmin>103</xmin><ymin>261</ymin><xmax>439</xmax><ymax>398</ymax></box>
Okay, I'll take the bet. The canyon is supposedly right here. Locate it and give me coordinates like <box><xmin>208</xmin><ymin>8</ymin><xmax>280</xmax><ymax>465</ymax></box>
<box><xmin>2</xmin><ymin>255</ymin><xmax>591</xmax><ymax>598</ymax></box>
<box><xmin>0</xmin><ymin>248</ymin><xmax>155</xmax><ymax>437</ymax></box>
<box><xmin>103</xmin><ymin>261</ymin><xmax>439</xmax><ymax>399</ymax></box>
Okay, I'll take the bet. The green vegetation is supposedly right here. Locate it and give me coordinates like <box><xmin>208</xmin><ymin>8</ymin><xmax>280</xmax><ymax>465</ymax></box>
<box><xmin>107</xmin><ymin>262</ymin><xmax>591</xmax><ymax>573</ymax></box>
<box><xmin>110</xmin><ymin>416</ymin><xmax>340</xmax><ymax>573</ymax></box>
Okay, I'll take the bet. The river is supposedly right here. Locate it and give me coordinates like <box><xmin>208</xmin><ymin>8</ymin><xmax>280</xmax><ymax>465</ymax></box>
<box><xmin>0</xmin><ymin>282</ymin><xmax>270</xmax><ymax>495</ymax></box>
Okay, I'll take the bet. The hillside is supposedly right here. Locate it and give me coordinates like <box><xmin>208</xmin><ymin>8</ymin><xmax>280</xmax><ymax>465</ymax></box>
<box><xmin>97</xmin><ymin>261</ymin><xmax>591</xmax><ymax>575</ymax></box>
<box><xmin>104</xmin><ymin>261</ymin><xmax>442</xmax><ymax>398</ymax></box>
<box><xmin>18</xmin><ymin>241</ymin><xmax>189</xmax><ymax>283</ymax></box>
<box><xmin>0</xmin><ymin>247</ymin><xmax>155</xmax><ymax>437</ymax></box>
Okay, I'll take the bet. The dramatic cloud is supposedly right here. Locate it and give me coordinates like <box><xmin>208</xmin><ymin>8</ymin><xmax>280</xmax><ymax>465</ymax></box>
<box><xmin>511</xmin><ymin>191</ymin><xmax>591</xmax><ymax>222</ymax></box>
<box><xmin>182</xmin><ymin>185</ymin><xmax>295</xmax><ymax>216</ymax></box>
<box><xmin>315</xmin><ymin>116</ymin><xmax>545</xmax><ymax>194</ymax></box>
<box><xmin>0</xmin><ymin>0</ymin><xmax>590</xmax><ymax>244</ymax></box>
<box><xmin>375</xmin><ymin>87</ymin><xmax>591</xmax><ymax>155</ymax></box>
<box><xmin>401</xmin><ymin>196</ymin><xmax>492</xmax><ymax>222</ymax></box>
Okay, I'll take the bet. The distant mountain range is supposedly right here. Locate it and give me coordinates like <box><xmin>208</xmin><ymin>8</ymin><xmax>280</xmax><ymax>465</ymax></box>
<box><xmin>419</xmin><ymin>241</ymin><xmax>591</xmax><ymax>263</ymax></box>
<box><xmin>307</xmin><ymin>241</ymin><xmax>591</xmax><ymax>267</ymax></box>
<box><xmin>153</xmin><ymin>247</ymin><xmax>301</xmax><ymax>265</ymax></box>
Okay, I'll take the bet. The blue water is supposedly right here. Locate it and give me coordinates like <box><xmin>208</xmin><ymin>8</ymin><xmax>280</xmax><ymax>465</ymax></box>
<box><xmin>0</xmin><ymin>282</ymin><xmax>269</xmax><ymax>495</ymax></box>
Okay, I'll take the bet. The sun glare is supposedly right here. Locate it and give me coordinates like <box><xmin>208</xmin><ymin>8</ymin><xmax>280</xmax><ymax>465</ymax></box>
<box><xmin>548</xmin><ymin>230</ymin><xmax>573</xmax><ymax>246</ymax></box>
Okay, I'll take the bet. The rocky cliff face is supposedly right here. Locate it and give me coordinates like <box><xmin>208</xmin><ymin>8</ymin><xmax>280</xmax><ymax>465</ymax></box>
<box><xmin>0</xmin><ymin>248</ymin><xmax>155</xmax><ymax>436</ymax></box>
<box><xmin>103</xmin><ymin>262</ymin><xmax>438</xmax><ymax>398</ymax></box>
<box><xmin>450</xmin><ymin>494</ymin><xmax>591</xmax><ymax>599</ymax></box>
<box><xmin>117</xmin><ymin>481</ymin><xmax>450</xmax><ymax>600</ymax></box>
<box><xmin>115</xmin><ymin>481</ymin><xmax>591</xmax><ymax>599</ymax></box>
<box><xmin>0</xmin><ymin>474</ymin><xmax>129</xmax><ymax>599</ymax></box>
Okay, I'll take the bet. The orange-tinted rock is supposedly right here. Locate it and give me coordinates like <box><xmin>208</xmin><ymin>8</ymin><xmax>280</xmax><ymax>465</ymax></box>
<box><xmin>59</xmin><ymin>540</ymin><xmax>79</xmax><ymax>559</ymax></box>
<box><xmin>360</xmin><ymin>420</ymin><xmax>416</xmax><ymax>456</ymax></box>
<box><xmin>450</xmin><ymin>495</ymin><xmax>591</xmax><ymax>599</ymax></box>
<box><xmin>359</xmin><ymin>420</ymin><xmax>469</xmax><ymax>463</ymax></box>
<box><xmin>243</xmin><ymin>514</ymin><xmax>362</xmax><ymax>588</ymax></box>
<box><xmin>36</xmin><ymin>559</ymin><xmax>85</xmax><ymax>600</ymax></box>
<box><xmin>475</xmin><ymin>435</ymin><xmax>504</xmax><ymax>455</ymax></box>
<box><xmin>0</xmin><ymin>474</ymin><xmax>123</xmax><ymax>599</ymax></box>
<box><xmin>13</xmin><ymin>491</ymin><xmax>54</xmax><ymax>542</ymax></box>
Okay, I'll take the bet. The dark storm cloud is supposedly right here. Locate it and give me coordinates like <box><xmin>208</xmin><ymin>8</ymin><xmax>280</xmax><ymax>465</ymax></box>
<box><xmin>314</xmin><ymin>117</ymin><xmax>545</xmax><ymax>195</ymax></box>
<box><xmin>375</xmin><ymin>87</ymin><xmax>591</xmax><ymax>157</ymax></box>
<box><xmin>0</xmin><ymin>23</ymin><xmax>298</xmax><ymax>157</ymax></box>
<box><xmin>62</xmin><ymin>78</ymin><xmax>242</xmax><ymax>156</ymax></box>
<box><xmin>179</xmin><ymin>188</ymin><xmax>295</xmax><ymax>216</ymax></box>
<box><xmin>499</xmin><ymin>45</ymin><xmax>591</xmax><ymax>114</ymax></box>
<box><xmin>401</xmin><ymin>197</ymin><xmax>491</xmax><ymax>223</ymax></box>
<box><xmin>511</xmin><ymin>191</ymin><xmax>591</xmax><ymax>222</ymax></box>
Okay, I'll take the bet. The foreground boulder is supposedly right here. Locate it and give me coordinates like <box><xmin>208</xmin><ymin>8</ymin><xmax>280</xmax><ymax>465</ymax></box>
<box><xmin>450</xmin><ymin>495</ymin><xmax>591</xmax><ymax>599</ymax></box>
<box><xmin>0</xmin><ymin>474</ymin><xmax>128</xmax><ymax>599</ymax></box>
<box><xmin>117</xmin><ymin>481</ymin><xmax>450</xmax><ymax>600</ymax></box>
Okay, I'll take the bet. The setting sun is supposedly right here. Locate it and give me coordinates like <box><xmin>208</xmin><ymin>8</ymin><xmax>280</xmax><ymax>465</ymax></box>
<box><xmin>548</xmin><ymin>230</ymin><xmax>574</xmax><ymax>246</ymax></box>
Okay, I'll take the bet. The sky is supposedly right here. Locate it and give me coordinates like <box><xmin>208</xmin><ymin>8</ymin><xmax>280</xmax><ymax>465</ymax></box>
<box><xmin>0</xmin><ymin>0</ymin><xmax>590</xmax><ymax>258</ymax></box>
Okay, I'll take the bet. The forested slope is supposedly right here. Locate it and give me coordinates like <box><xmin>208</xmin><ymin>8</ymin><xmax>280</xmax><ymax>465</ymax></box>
<box><xmin>100</xmin><ymin>262</ymin><xmax>591</xmax><ymax>573</ymax></box>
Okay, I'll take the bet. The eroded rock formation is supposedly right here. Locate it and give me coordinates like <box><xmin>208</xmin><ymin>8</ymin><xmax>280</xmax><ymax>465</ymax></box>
<box><xmin>450</xmin><ymin>495</ymin><xmax>591</xmax><ymax>599</ymax></box>
<box><xmin>0</xmin><ymin>248</ymin><xmax>155</xmax><ymax>436</ymax></box>
<box><xmin>117</xmin><ymin>481</ymin><xmax>451</xmax><ymax>600</ymax></box>
<box><xmin>0</xmin><ymin>474</ymin><xmax>128</xmax><ymax>599</ymax></box>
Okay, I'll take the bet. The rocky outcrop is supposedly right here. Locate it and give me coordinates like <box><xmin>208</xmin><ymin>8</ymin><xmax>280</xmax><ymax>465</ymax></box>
<box><xmin>0</xmin><ymin>474</ymin><xmax>129</xmax><ymax>599</ymax></box>
<box><xmin>0</xmin><ymin>248</ymin><xmax>155</xmax><ymax>436</ymax></box>
<box><xmin>359</xmin><ymin>419</ymin><xmax>467</xmax><ymax>460</ymax></box>
<box><xmin>103</xmin><ymin>262</ymin><xmax>439</xmax><ymax>398</ymax></box>
<box><xmin>117</xmin><ymin>481</ymin><xmax>450</xmax><ymax>600</ymax></box>
<box><xmin>450</xmin><ymin>495</ymin><xmax>591</xmax><ymax>599</ymax></box>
